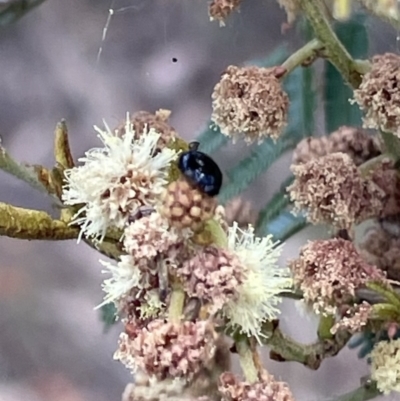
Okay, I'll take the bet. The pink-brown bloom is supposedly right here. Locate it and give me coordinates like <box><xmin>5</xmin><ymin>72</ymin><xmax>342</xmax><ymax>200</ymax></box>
<box><xmin>123</xmin><ymin>211</ymin><xmax>185</xmax><ymax>267</ymax></box>
<box><xmin>353</xmin><ymin>53</ymin><xmax>400</xmax><ymax>136</ymax></box>
<box><xmin>288</xmin><ymin>152</ymin><xmax>383</xmax><ymax>229</ymax></box>
<box><xmin>116</xmin><ymin>109</ymin><xmax>177</xmax><ymax>150</ymax></box>
<box><xmin>219</xmin><ymin>371</ymin><xmax>295</xmax><ymax>401</ymax></box>
<box><xmin>115</xmin><ymin>319</ymin><xmax>218</xmax><ymax>381</ymax></box>
<box><xmin>290</xmin><ymin>238</ymin><xmax>386</xmax><ymax>314</ymax></box>
<box><xmin>177</xmin><ymin>246</ymin><xmax>245</xmax><ymax>314</ymax></box>
<box><xmin>211</xmin><ymin>65</ymin><xmax>289</xmax><ymax>143</ymax></box>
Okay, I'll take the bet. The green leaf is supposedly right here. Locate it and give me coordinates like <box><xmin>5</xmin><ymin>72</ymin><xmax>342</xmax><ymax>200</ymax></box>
<box><xmin>0</xmin><ymin>0</ymin><xmax>46</xmax><ymax>26</ymax></box>
<box><xmin>218</xmin><ymin>138</ymin><xmax>292</xmax><ymax>204</ymax></box>
<box><xmin>218</xmin><ymin>62</ymin><xmax>315</xmax><ymax>204</ymax></box>
<box><xmin>324</xmin><ymin>14</ymin><xmax>369</xmax><ymax>132</ymax></box>
<box><xmin>99</xmin><ymin>302</ymin><xmax>118</xmax><ymax>332</ymax></box>
<box><xmin>196</xmin><ymin>45</ymin><xmax>290</xmax><ymax>155</ymax></box>
<box><xmin>255</xmin><ymin>175</ymin><xmax>294</xmax><ymax>235</ymax></box>
<box><xmin>262</xmin><ymin>210</ymin><xmax>307</xmax><ymax>242</ymax></box>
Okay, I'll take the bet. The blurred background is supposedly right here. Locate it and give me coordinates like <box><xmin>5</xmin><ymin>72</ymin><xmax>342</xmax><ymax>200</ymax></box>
<box><xmin>0</xmin><ymin>1</ymin><xmax>399</xmax><ymax>400</ymax></box>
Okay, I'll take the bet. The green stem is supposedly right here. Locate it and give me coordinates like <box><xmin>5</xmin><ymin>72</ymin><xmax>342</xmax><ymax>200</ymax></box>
<box><xmin>328</xmin><ymin>380</ymin><xmax>381</xmax><ymax>401</ymax></box>
<box><xmin>281</xmin><ymin>38</ymin><xmax>323</xmax><ymax>76</ymax></box>
<box><xmin>262</xmin><ymin>321</ymin><xmax>351</xmax><ymax>370</ymax></box>
<box><xmin>318</xmin><ymin>314</ymin><xmax>335</xmax><ymax>340</ymax></box>
<box><xmin>168</xmin><ymin>286</ymin><xmax>185</xmax><ymax>323</ymax></box>
<box><xmin>0</xmin><ymin>146</ymin><xmax>54</xmax><ymax>196</ymax></box>
<box><xmin>235</xmin><ymin>340</ymin><xmax>258</xmax><ymax>383</ymax></box>
<box><xmin>298</xmin><ymin>0</ymin><xmax>361</xmax><ymax>87</ymax></box>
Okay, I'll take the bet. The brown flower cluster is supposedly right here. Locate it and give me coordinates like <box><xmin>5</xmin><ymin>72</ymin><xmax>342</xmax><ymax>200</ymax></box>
<box><xmin>292</xmin><ymin>126</ymin><xmax>381</xmax><ymax>166</ymax></box>
<box><xmin>219</xmin><ymin>372</ymin><xmax>295</xmax><ymax>401</ymax></box>
<box><xmin>290</xmin><ymin>238</ymin><xmax>386</xmax><ymax>314</ymax></box>
<box><xmin>288</xmin><ymin>152</ymin><xmax>384</xmax><ymax>229</ymax></box>
<box><xmin>209</xmin><ymin>0</ymin><xmax>242</xmax><ymax>25</ymax></box>
<box><xmin>367</xmin><ymin>158</ymin><xmax>400</xmax><ymax>218</ymax></box>
<box><xmin>211</xmin><ymin>65</ymin><xmax>289</xmax><ymax>143</ymax></box>
<box><xmin>353</xmin><ymin>53</ymin><xmax>400</xmax><ymax>136</ymax></box>
<box><xmin>116</xmin><ymin>109</ymin><xmax>177</xmax><ymax>149</ymax></box>
<box><xmin>115</xmin><ymin>319</ymin><xmax>218</xmax><ymax>381</ymax></box>
<box><xmin>177</xmin><ymin>246</ymin><xmax>245</xmax><ymax>313</ymax></box>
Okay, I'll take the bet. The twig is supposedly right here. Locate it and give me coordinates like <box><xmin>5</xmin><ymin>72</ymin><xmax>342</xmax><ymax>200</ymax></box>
<box><xmin>0</xmin><ymin>201</ymin><xmax>78</xmax><ymax>240</ymax></box>
<box><xmin>281</xmin><ymin>38</ymin><xmax>324</xmax><ymax>76</ymax></box>
<box><xmin>0</xmin><ymin>145</ymin><xmax>56</xmax><ymax>197</ymax></box>
<box><xmin>327</xmin><ymin>379</ymin><xmax>381</xmax><ymax>401</ymax></box>
<box><xmin>298</xmin><ymin>0</ymin><xmax>362</xmax><ymax>87</ymax></box>
<box><xmin>262</xmin><ymin>320</ymin><xmax>351</xmax><ymax>370</ymax></box>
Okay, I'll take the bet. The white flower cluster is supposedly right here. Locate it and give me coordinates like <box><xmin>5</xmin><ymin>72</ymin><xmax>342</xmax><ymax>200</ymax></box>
<box><xmin>62</xmin><ymin>115</ymin><xmax>177</xmax><ymax>242</ymax></box>
<box><xmin>223</xmin><ymin>223</ymin><xmax>292</xmax><ymax>341</ymax></box>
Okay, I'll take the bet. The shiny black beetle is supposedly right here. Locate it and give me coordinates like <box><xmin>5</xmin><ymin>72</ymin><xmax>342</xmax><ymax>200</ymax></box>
<box><xmin>177</xmin><ymin>141</ymin><xmax>223</xmax><ymax>197</ymax></box>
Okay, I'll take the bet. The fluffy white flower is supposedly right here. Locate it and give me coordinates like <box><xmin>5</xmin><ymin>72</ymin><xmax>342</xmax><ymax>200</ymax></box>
<box><xmin>98</xmin><ymin>255</ymin><xmax>142</xmax><ymax>307</ymax></box>
<box><xmin>62</xmin><ymin>114</ymin><xmax>177</xmax><ymax>241</ymax></box>
<box><xmin>370</xmin><ymin>339</ymin><xmax>400</xmax><ymax>394</ymax></box>
<box><xmin>222</xmin><ymin>222</ymin><xmax>292</xmax><ymax>342</ymax></box>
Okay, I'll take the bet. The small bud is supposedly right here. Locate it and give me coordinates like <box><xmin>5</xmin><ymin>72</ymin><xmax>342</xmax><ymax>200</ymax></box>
<box><xmin>160</xmin><ymin>178</ymin><xmax>217</xmax><ymax>232</ymax></box>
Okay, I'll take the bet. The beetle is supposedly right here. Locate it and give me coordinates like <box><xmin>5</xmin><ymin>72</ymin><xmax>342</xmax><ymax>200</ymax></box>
<box><xmin>177</xmin><ymin>141</ymin><xmax>223</xmax><ymax>197</ymax></box>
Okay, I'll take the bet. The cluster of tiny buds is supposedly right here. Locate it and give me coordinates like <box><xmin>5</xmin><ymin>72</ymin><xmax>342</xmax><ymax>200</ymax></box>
<box><xmin>61</xmin><ymin>111</ymin><xmax>298</xmax><ymax>401</ymax></box>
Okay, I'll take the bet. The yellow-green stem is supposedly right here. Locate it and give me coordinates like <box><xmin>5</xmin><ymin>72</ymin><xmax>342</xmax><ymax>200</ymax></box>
<box><xmin>281</xmin><ymin>38</ymin><xmax>323</xmax><ymax>76</ymax></box>
<box><xmin>168</xmin><ymin>287</ymin><xmax>185</xmax><ymax>323</ymax></box>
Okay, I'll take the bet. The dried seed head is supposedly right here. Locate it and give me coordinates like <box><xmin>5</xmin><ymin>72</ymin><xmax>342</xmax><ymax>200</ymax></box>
<box><xmin>160</xmin><ymin>178</ymin><xmax>217</xmax><ymax>232</ymax></box>
<box><xmin>360</xmin><ymin>226</ymin><xmax>400</xmax><ymax>281</ymax></box>
<box><xmin>292</xmin><ymin>136</ymin><xmax>331</xmax><ymax>165</ymax></box>
<box><xmin>211</xmin><ymin>65</ymin><xmax>289</xmax><ymax>143</ymax></box>
<box><xmin>353</xmin><ymin>53</ymin><xmax>400</xmax><ymax>136</ymax></box>
<box><xmin>116</xmin><ymin>109</ymin><xmax>177</xmax><ymax>149</ymax></box>
<box><xmin>115</xmin><ymin>319</ymin><xmax>218</xmax><ymax>382</ymax></box>
<box><xmin>370</xmin><ymin>339</ymin><xmax>400</xmax><ymax>394</ymax></box>
<box><xmin>289</xmin><ymin>238</ymin><xmax>386</xmax><ymax>314</ymax></box>
<box><xmin>293</xmin><ymin>127</ymin><xmax>381</xmax><ymax>166</ymax></box>
<box><xmin>209</xmin><ymin>0</ymin><xmax>242</xmax><ymax>26</ymax></box>
<box><xmin>288</xmin><ymin>152</ymin><xmax>384</xmax><ymax>229</ymax></box>
<box><xmin>368</xmin><ymin>158</ymin><xmax>400</xmax><ymax>218</ymax></box>
<box><xmin>177</xmin><ymin>246</ymin><xmax>245</xmax><ymax>314</ymax></box>
<box><xmin>219</xmin><ymin>371</ymin><xmax>295</xmax><ymax>401</ymax></box>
